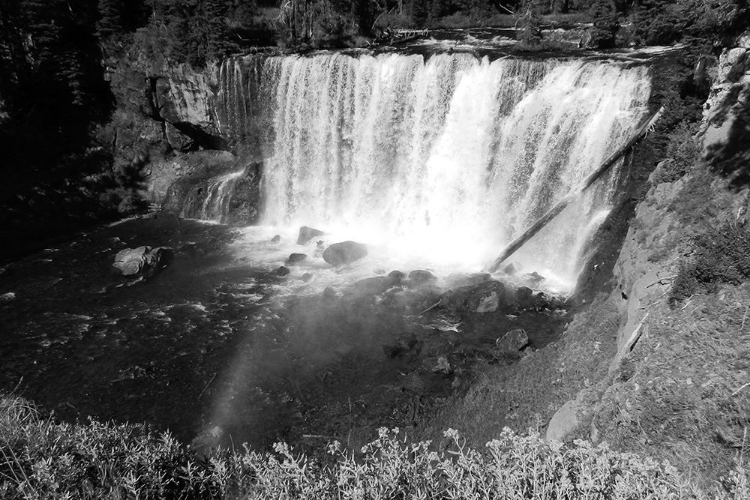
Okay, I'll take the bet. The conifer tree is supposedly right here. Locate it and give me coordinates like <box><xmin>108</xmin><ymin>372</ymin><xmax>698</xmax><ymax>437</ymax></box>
<box><xmin>590</xmin><ymin>0</ymin><xmax>618</xmax><ymax>48</ymax></box>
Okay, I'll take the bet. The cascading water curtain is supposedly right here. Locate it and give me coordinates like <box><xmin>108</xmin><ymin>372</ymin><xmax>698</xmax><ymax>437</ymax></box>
<box><xmin>217</xmin><ymin>53</ymin><xmax>651</xmax><ymax>290</ymax></box>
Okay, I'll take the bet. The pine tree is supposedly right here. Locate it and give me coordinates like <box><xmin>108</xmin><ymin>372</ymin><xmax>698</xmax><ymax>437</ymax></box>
<box><xmin>590</xmin><ymin>0</ymin><xmax>618</xmax><ymax>48</ymax></box>
<box><xmin>97</xmin><ymin>0</ymin><xmax>124</xmax><ymax>41</ymax></box>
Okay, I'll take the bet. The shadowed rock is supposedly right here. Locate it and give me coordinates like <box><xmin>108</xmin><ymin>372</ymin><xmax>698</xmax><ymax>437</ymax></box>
<box><xmin>439</xmin><ymin>280</ymin><xmax>507</xmax><ymax>313</ymax></box>
<box><xmin>113</xmin><ymin>246</ymin><xmax>172</xmax><ymax>277</ymax></box>
<box><xmin>286</xmin><ymin>253</ymin><xmax>308</xmax><ymax>266</ymax></box>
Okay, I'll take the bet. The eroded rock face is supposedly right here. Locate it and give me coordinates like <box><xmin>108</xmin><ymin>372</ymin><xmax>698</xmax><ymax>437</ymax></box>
<box><xmin>113</xmin><ymin>246</ymin><xmax>172</xmax><ymax>277</ymax></box>
<box><xmin>322</xmin><ymin>241</ymin><xmax>368</xmax><ymax>266</ymax></box>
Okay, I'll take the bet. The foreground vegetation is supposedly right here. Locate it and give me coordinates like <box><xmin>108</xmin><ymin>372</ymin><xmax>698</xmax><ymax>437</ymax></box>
<box><xmin>1</xmin><ymin>394</ymin><xmax>748</xmax><ymax>499</ymax></box>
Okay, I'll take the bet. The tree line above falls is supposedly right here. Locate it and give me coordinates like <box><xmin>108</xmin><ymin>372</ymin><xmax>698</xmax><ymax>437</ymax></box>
<box><xmin>0</xmin><ymin>0</ymin><xmax>748</xmax><ymax>259</ymax></box>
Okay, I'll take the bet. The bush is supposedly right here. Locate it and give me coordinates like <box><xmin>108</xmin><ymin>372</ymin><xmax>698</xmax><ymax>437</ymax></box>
<box><xmin>4</xmin><ymin>394</ymin><xmax>749</xmax><ymax>498</ymax></box>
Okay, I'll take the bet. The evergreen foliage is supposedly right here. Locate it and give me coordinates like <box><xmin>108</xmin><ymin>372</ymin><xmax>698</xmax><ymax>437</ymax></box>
<box><xmin>589</xmin><ymin>0</ymin><xmax>618</xmax><ymax>48</ymax></box>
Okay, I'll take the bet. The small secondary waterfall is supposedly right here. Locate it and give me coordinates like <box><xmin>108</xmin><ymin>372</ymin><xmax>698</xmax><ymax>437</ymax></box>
<box><xmin>217</xmin><ymin>52</ymin><xmax>651</xmax><ymax>289</ymax></box>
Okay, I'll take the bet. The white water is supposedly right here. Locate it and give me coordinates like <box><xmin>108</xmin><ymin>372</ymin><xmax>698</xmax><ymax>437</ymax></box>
<box><xmin>218</xmin><ymin>53</ymin><xmax>651</xmax><ymax>292</ymax></box>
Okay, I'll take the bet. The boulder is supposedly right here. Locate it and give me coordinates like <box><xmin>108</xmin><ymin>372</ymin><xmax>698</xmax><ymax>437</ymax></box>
<box><xmin>271</xmin><ymin>235</ymin><xmax>281</xmax><ymax>243</ymax></box>
<box><xmin>276</xmin><ymin>266</ymin><xmax>290</xmax><ymax>276</ymax></box>
<box><xmin>322</xmin><ymin>241</ymin><xmax>368</xmax><ymax>266</ymax></box>
<box><xmin>408</xmin><ymin>270</ymin><xmax>437</xmax><ymax>287</ymax></box>
<box><xmin>493</xmin><ymin>328</ymin><xmax>529</xmax><ymax>354</ymax></box>
<box><xmin>300</xmin><ymin>273</ymin><xmax>313</xmax><ymax>283</ymax></box>
<box><xmin>439</xmin><ymin>280</ymin><xmax>507</xmax><ymax>313</ymax></box>
<box><xmin>113</xmin><ymin>246</ymin><xmax>172</xmax><ymax>277</ymax></box>
<box><xmin>297</xmin><ymin>226</ymin><xmax>325</xmax><ymax>245</ymax></box>
<box><xmin>351</xmin><ymin>276</ymin><xmax>399</xmax><ymax>296</ymax></box>
<box><xmin>515</xmin><ymin>286</ymin><xmax>535</xmax><ymax>309</ymax></box>
<box><xmin>286</xmin><ymin>253</ymin><xmax>308</xmax><ymax>266</ymax></box>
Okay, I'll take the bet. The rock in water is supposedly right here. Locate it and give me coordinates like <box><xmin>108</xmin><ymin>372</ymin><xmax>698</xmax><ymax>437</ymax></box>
<box><xmin>113</xmin><ymin>246</ymin><xmax>171</xmax><ymax>277</ymax></box>
<box><xmin>494</xmin><ymin>328</ymin><xmax>529</xmax><ymax>354</ymax></box>
<box><xmin>276</xmin><ymin>266</ymin><xmax>291</xmax><ymax>276</ymax></box>
<box><xmin>271</xmin><ymin>235</ymin><xmax>281</xmax><ymax>243</ymax></box>
<box><xmin>322</xmin><ymin>241</ymin><xmax>368</xmax><ymax>266</ymax></box>
<box><xmin>297</xmin><ymin>226</ymin><xmax>324</xmax><ymax>245</ymax></box>
<box><xmin>408</xmin><ymin>270</ymin><xmax>437</xmax><ymax>287</ymax></box>
<box><xmin>286</xmin><ymin>253</ymin><xmax>308</xmax><ymax>265</ymax></box>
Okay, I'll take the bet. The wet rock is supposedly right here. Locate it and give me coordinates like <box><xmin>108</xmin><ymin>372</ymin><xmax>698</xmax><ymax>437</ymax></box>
<box><xmin>300</xmin><ymin>273</ymin><xmax>313</xmax><ymax>282</ymax></box>
<box><xmin>297</xmin><ymin>226</ymin><xmax>324</xmax><ymax>245</ymax></box>
<box><xmin>271</xmin><ymin>235</ymin><xmax>281</xmax><ymax>243</ymax></box>
<box><xmin>502</xmin><ymin>263</ymin><xmax>517</xmax><ymax>275</ymax></box>
<box><xmin>388</xmin><ymin>270</ymin><xmax>406</xmax><ymax>281</ymax></box>
<box><xmin>408</xmin><ymin>270</ymin><xmax>437</xmax><ymax>287</ymax></box>
<box><xmin>113</xmin><ymin>246</ymin><xmax>172</xmax><ymax>277</ymax></box>
<box><xmin>322</xmin><ymin>241</ymin><xmax>368</xmax><ymax>266</ymax></box>
<box><xmin>276</xmin><ymin>266</ymin><xmax>291</xmax><ymax>276</ymax></box>
<box><xmin>286</xmin><ymin>253</ymin><xmax>308</xmax><ymax>266</ymax></box>
<box><xmin>439</xmin><ymin>280</ymin><xmax>507</xmax><ymax>313</ymax></box>
<box><xmin>515</xmin><ymin>286</ymin><xmax>534</xmax><ymax>309</ymax></box>
<box><xmin>493</xmin><ymin>328</ymin><xmax>529</xmax><ymax>355</ymax></box>
<box><xmin>352</xmin><ymin>276</ymin><xmax>399</xmax><ymax>296</ymax></box>
<box><xmin>0</xmin><ymin>292</ymin><xmax>16</xmax><ymax>302</ymax></box>
<box><xmin>476</xmin><ymin>292</ymin><xmax>499</xmax><ymax>313</ymax></box>
<box><xmin>322</xmin><ymin>286</ymin><xmax>338</xmax><ymax>300</ymax></box>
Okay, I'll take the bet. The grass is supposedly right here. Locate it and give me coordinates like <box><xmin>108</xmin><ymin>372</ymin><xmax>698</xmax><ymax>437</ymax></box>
<box><xmin>596</xmin><ymin>285</ymin><xmax>750</xmax><ymax>494</ymax></box>
<box><xmin>3</xmin><ymin>393</ymin><xmax>746</xmax><ymax>498</ymax></box>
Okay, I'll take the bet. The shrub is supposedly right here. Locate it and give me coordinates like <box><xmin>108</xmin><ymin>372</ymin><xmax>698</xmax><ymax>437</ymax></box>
<box><xmin>4</xmin><ymin>393</ymin><xmax>748</xmax><ymax>499</ymax></box>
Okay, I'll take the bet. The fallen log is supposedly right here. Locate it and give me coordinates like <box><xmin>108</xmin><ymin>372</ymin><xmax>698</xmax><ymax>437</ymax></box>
<box><xmin>487</xmin><ymin>106</ymin><xmax>664</xmax><ymax>273</ymax></box>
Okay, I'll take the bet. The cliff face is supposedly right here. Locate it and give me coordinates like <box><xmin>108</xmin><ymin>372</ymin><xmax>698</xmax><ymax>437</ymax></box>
<box><xmin>103</xmin><ymin>59</ymin><xmax>262</xmax><ymax>224</ymax></box>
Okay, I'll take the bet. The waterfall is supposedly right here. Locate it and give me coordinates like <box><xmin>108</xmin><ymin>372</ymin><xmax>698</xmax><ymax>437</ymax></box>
<box><xmin>179</xmin><ymin>170</ymin><xmax>246</xmax><ymax>223</ymax></box>
<box><xmin>217</xmin><ymin>53</ymin><xmax>651</xmax><ymax>290</ymax></box>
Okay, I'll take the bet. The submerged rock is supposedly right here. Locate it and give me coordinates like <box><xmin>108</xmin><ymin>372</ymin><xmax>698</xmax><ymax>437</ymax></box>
<box><xmin>113</xmin><ymin>246</ymin><xmax>172</xmax><ymax>277</ymax></box>
<box><xmin>297</xmin><ymin>226</ymin><xmax>324</xmax><ymax>245</ymax></box>
<box><xmin>322</xmin><ymin>241</ymin><xmax>368</xmax><ymax>266</ymax></box>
